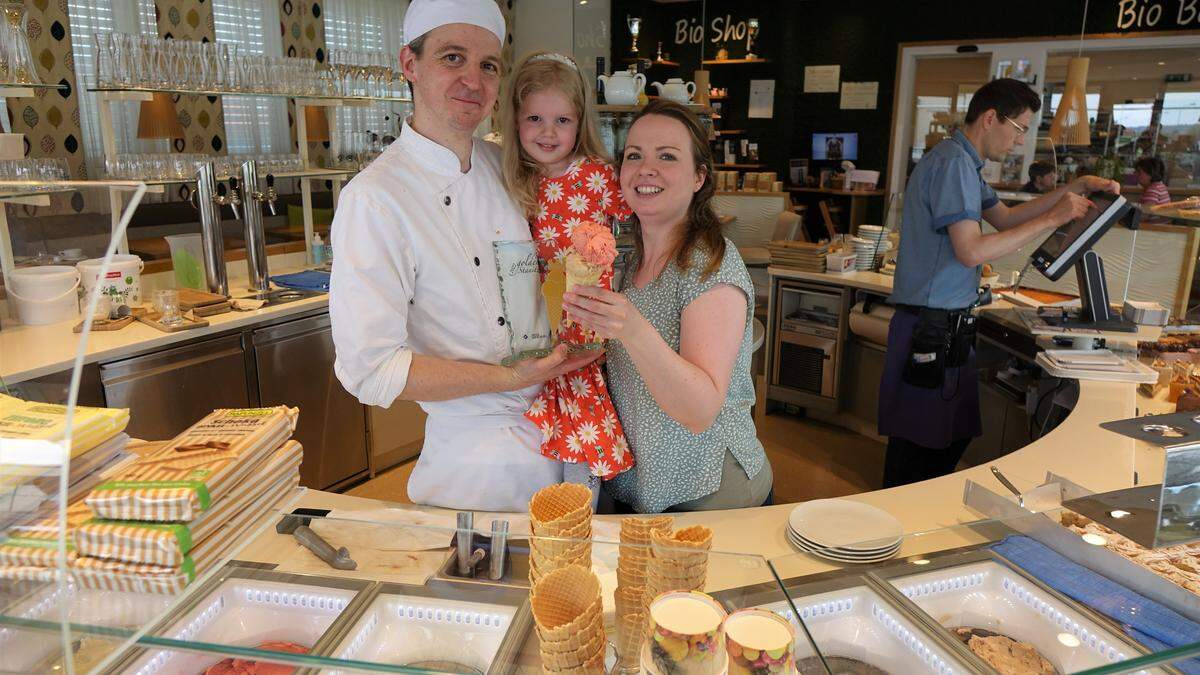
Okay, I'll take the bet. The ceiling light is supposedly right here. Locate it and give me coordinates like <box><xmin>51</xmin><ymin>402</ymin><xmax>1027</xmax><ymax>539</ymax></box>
<box><xmin>911</xmin><ymin>558</ymin><xmax>931</xmax><ymax>565</ymax></box>
<box><xmin>1109</xmin><ymin>509</ymin><xmax>1131</xmax><ymax>519</ymax></box>
<box><xmin>1157</xmin><ymin>61</ymin><xmax>1166</xmax><ymax>66</ymax></box>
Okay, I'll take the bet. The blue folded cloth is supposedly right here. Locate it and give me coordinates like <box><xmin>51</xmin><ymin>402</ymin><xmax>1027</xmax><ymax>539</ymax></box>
<box><xmin>269</xmin><ymin>270</ymin><xmax>330</xmax><ymax>293</ymax></box>
<box><xmin>992</xmin><ymin>535</ymin><xmax>1200</xmax><ymax>674</ymax></box>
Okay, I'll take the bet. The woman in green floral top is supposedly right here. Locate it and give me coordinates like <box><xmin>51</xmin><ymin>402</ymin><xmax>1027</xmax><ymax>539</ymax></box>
<box><xmin>562</xmin><ymin>100</ymin><xmax>772</xmax><ymax>513</ymax></box>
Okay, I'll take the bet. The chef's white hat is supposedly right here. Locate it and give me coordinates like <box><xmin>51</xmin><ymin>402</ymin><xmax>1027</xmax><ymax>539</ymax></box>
<box><xmin>403</xmin><ymin>0</ymin><xmax>506</xmax><ymax>45</ymax></box>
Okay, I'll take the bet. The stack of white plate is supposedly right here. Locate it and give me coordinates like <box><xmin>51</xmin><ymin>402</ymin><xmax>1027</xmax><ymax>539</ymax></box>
<box><xmin>850</xmin><ymin>237</ymin><xmax>891</xmax><ymax>271</ymax></box>
<box><xmin>787</xmin><ymin>499</ymin><xmax>903</xmax><ymax>564</ymax></box>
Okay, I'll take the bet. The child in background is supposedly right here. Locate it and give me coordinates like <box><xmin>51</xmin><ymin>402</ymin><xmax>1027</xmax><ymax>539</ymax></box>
<box><xmin>500</xmin><ymin>51</ymin><xmax>634</xmax><ymax>497</ymax></box>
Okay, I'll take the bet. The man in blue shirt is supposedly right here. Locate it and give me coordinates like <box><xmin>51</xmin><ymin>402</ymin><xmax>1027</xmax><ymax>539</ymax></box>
<box><xmin>879</xmin><ymin>78</ymin><xmax>1118</xmax><ymax>487</ymax></box>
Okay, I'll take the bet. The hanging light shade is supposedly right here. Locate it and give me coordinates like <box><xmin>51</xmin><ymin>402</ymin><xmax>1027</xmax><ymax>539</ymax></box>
<box><xmin>304</xmin><ymin>106</ymin><xmax>330</xmax><ymax>142</ymax></box>
<box><xmin>136</xmin><ymin>92</ymin><xmax>184</xmax><ymax>139</ymax></box>
<box><xmin>1049</xmin><ymin>57</ymin><xmax>1091</xmax><ymax>146</ymax></box>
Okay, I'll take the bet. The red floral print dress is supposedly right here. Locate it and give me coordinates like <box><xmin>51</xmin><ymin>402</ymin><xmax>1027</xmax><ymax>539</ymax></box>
<box><xmin>524</xmin><ymin>156</ymin><xmax>635</xmax><ymax>479</ymax></box>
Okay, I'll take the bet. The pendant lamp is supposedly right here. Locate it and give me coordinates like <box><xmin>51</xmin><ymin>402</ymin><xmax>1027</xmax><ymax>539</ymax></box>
<box><xmin>136</xmin><ymin>92</ymin><xmax>184</xmax><ymax>140</ymax></box>
<box><xmin>1048</xmin><ymin>56</ymin><xmax>1091</xmax><ymax>146</ymax></box>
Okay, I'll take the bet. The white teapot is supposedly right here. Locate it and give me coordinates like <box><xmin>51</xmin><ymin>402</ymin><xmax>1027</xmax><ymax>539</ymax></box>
<box><xmin>650</xmin><ymin>78</ymin><xmax>696</xmax><ymax>104</ymax></box>
<box><xmin>597</xmin><ymin>70</ymin><xmax>646</xmax><ymax>105</ymax></box>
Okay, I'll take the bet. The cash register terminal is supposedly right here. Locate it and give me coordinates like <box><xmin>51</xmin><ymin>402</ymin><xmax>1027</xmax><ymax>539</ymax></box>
<box><xmin>1028</xmin><ymin>192</ymin><xmax>1137</xmax><ymax>332</ymax></box>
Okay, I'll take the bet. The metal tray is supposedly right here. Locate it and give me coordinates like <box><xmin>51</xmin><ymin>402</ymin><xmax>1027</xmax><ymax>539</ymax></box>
<box><xmin>877</xmin><ymin>553</ymin><xmax>1156</xmax><ymax>673</ymax></box>
<box><xmin>323</xmin><ymin>581</ymin><xmax>532</xmax><ymax>675</ymax></box>
<box><xmin>110</xmin><ymin>564</ymin><xmax>374</xmax><ymax>674</ymax></box>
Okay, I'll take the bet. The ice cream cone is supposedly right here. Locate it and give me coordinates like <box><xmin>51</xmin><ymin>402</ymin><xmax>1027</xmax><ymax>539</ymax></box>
<box><xmin>616</xmin><ymin>565</ymin><xmax>647</xmax><ymax>591</ymax></box>
<box><xmin>564</xmin><ymin>252</ymin><xmax>604</xmax><ymax>293</ymax></box>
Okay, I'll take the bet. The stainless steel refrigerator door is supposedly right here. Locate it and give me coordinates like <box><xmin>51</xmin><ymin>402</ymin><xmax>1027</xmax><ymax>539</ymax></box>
<box><xmin>100</xmin><ymin>333</ymin><xmax>251</xmax><ymax>441</ymax></box>
<box><xmin>252</xmin><ymin>314</ymin><xmax>368</xmax><ymax>490</ymax></box>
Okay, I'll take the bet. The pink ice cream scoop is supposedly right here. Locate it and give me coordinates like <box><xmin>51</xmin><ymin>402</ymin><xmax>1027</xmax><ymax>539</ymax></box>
<box><xmin>570</xmin><ymin>221</ymin><xmax>617</xmax><ymax>267</ymax></box>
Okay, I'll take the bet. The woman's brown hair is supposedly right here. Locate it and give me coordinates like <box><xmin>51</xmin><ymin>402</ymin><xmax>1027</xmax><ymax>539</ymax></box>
<box><xmin>622</xmin><ymin>99</ymin><xmax>725</xmax><ymax>279</ymax></box>
<box><xmin>499</xmin><ymin>51</ymin><xmax>611</xmax><ymax>218</ymax></box>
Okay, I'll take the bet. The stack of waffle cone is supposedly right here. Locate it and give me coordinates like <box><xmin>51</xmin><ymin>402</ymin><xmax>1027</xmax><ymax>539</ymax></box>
<box><xmin>644</xmin><ymin>525</ymin><xmax>713</xmax><ymax>607</ymax></box>
<box><xmin>529</xmin><ymin>484</ymin><xmax>594</xmax><ymax>586</ymax></box>
<box><xmin>532</xmin><ymin>565</ymin><xmax>606</xmax><ymax>674</ymax></box>
<box><xmin>613</xmin><ymin>516</ymin><xmax>673</xmax><ymax>667</ymax></box>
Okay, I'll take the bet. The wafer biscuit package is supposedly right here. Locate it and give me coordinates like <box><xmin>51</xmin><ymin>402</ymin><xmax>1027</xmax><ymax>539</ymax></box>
<box><xmin>75</xmin><ymin>441</ymin><xmax>302</xmax><ymax>566</ymax></box>
<box><xmin>0</xmin><ymin>500</ymin><xmax>93</xmax><ymax>568</ymax></box>
<box><xmin>85</xmin><ymin>407</ymin><xmax>297</xmax><ymax>522</ymax></box>
<box><xmin>0</xmin><ymin>394</ymin><xmax>129</xmax><ymax>459</ymax></box>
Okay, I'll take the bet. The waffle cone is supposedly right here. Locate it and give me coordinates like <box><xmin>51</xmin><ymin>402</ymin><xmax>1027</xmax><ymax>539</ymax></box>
<box><xmin>645</xmin><ymin>573</ymin><xmax>705</xmax><ymax>596</ymax></box>
<box><xmin>528</xmin><ymin>549</ymin><xmax>591</xmax><ymax>587</ymax></box>
<box><xmin>531</xmin><ymin>537</ymin><xmax>591</xmax><ymax>568</ymax></box>
<box><xmin>530</xmin><ymin>483</ymin><xmax>593</xmax><ymax>529</ymax></box>
<box><xmin>621</xmin><ymin>516</ymin><xmax>673</xmax><ymax>538</ymax></box>
<box><xmin>616</xmin><ymin>565</ymin><xmax>646</xmax><ymax>590</ymax></box>
<box><xmin>538</xmin><ymin>609</ymin><xmax>604</xmax><ymax>654</ymax></box>
<box><xmin>539</xmin><ymin>634</ymin><xmax>605</xmax><ymax>671</ymax></box>
<box><xmin>649</xmin><ymin>555</ymin><xmax>709</xmax><ymax>577</ymax></box>
<box><xmin>564</xmin><ymin>253</ymin><xmax>604</xmax><ymax>293</ymax></box>
<box><xmin>616</xmin><ymin>612</ymin><xmax>647</xmax><ymax>667</ymax></box>
<box><xmin>614</xmin><ymin>584</ymin><xmax>644</xmax><ymax>618</ymax></box>
<box><xmin>531</xmin><ymin>565</ymin><xmax>601</xmax><ymax>628</ymax></box>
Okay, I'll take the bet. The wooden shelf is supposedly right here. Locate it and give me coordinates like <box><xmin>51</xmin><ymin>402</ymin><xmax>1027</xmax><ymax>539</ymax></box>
<box><xmin>707</xmin><ymin>95</ymin><xmax>728</xmax><ymax>101</ymax></box>
<box><xmin>716</xmin><ymin>163</ymin><xmax>766</xmax><ymax>169</ymax></box>
<box><xmin>715</xmin><ymin>129</ymin><xmax>747</xmax><ymax>136</ymax></box>
<box><xmin>622</xmin><ymin>58</ymin><xmax>680</xmax><ymax>67</ymax></box>
<box><xmin>596</xmin><ymin>103</ymin><xmax>714</xmax><ymax>115</ymax></box>
<box><xmin>702</xmin><ymin>58</ymin><xmax>772</xmax><ymax>65</ymax></box>
<box><xmin>788</xmin><ymin>186</ymin><xmax>886</xmax><ymax>197</ymax></box>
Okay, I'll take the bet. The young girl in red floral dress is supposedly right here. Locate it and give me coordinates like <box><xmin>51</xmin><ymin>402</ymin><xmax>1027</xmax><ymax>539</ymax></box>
<box><xmin>500</xmin><ymin>51</ymin><xmax>634</xmax><ymax>498</ymax></box>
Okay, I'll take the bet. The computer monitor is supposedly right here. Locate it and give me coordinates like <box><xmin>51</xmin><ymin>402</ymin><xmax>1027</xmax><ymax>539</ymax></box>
<box><xmin>1031</xmin><ymin>192</ymin><xmax>1130</xmax><ymax>281</ymax></box>
<box><xmin>812</xmin><ymin>133</ymin><xmax>858</xmax><ymax>161</ymax></box>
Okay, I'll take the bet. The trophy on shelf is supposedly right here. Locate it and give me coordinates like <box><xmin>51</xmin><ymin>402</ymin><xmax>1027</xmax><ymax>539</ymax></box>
<box><xmin>627</xmin><ymin>16</ymin><xmax>641</xmax><ymax>54</ymax></box>
<box><xmin>745</xmin><ymin>18</ymin><xmax>760</xmax><ymax>61</ymax></box>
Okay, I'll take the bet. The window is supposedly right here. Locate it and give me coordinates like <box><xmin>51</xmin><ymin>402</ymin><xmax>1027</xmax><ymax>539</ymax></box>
<box><xmin>66</xmin><ymin>0</ymin><xmax>159</xmax><ymax>182</ymax></box>
<box><xmin>324</xmin><ymin>0</ymin><xmax>409</xmax><ymax>156</ymax></box>
<box><xmin>211</xmin><ymin>0</ymin><xmax>289</xmax><ymax>155</ymax></box>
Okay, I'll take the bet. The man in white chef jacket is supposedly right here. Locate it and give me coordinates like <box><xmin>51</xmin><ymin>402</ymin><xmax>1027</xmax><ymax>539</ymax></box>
<box><xmin>329</xmin><ymin>0</ymin><xmax>597</xmax><ymax>511</ymax></box>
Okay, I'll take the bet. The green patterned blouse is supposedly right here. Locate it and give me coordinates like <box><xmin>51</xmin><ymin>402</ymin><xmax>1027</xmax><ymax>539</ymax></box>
<box><xmin>604</xmin><ymin>239</ymin><xmax>766</xmax><ymax>513</ymax></box>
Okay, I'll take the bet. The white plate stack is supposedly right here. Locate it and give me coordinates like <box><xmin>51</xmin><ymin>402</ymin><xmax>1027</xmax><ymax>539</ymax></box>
<box><xmin>787</xmin><ymin>499</ymin><xmax>903</xmax><ymax>564</ymax></box>
<box><xmin>851</xmin><ymin>226</ymin><xmax>891</xmax><ymax>271</ymax></box>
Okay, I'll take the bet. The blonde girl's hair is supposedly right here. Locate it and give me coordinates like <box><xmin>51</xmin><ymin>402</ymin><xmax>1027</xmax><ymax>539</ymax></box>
<box><xmin>500</xmin><ymin>51</ymin><xmax>611</xmax><ymax>218</ymax></box>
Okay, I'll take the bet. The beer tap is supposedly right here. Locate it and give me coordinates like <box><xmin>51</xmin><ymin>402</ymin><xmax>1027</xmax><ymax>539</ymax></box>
<box><xmin>212</xmin><ymin>177</ymin><xmax>241</xmax><ymax>220</ymax></box>
<box><xmin>248</xmin><ymin>173</ymin><xmax>278</xmax><ymax>217</ymax></box>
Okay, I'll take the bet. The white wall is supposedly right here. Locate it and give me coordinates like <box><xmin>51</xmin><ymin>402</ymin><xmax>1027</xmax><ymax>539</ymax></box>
<box><xmin>512</xmin><ymin>0</ymin><xmax>611</xmax><ymax>88</ymax></box>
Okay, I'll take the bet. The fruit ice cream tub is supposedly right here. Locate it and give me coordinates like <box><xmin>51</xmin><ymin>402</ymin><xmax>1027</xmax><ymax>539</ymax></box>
<box><xmin>642</xmin><ymin>590</ymin><xmax>728</xmax><ymax>675</ymax></box>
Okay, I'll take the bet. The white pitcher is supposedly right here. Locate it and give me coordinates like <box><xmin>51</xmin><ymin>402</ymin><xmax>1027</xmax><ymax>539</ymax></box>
<box><xmin>597</xmin><ymin>70</ymin><xmax>646</xmax><ymax>105</ymax></box>
<box><xmin>649</xmin><ymin>78</ymin><xmax>696</xmax><ymax>104</ymax></box>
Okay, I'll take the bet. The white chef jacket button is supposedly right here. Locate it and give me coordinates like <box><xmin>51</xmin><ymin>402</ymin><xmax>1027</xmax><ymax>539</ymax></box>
<box><xmin>497</xmin><ymin>316</ymin><xmax>506</xmax><ymax>326</ymax></box>
<box><xmin>443</xmin><ymin>195</ymin><xmax>451</xmax><ymax>206</ymax></box>
<box><xmin>474</xmin><ymin>257</ymin><xmax>480</xmax><ymax>266</ymax></box>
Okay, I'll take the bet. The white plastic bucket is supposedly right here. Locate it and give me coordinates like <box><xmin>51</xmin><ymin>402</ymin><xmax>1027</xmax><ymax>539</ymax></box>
<box><xmin>6</xmin><ymin>265</ymin><xmax>80</xmax><ymax>325</ymax></box>
<box><xmin>164</xmin><ymin>234</ymin><xmax>206</xmax><ymax>290</ymax></box>
<box><xmin>77</xmin><ymin>254</ymin><xmax>144</xmax><ymax>307</ymax></box>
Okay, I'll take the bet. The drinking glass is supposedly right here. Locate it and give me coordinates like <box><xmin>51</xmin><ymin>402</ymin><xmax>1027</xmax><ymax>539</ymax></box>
<box><xmin>154</xmin><ymin>289</ymin><xmax>184</xmax><ymax>326</ymax></box>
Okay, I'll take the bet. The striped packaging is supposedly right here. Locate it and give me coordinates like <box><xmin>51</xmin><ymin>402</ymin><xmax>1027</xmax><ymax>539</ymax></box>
<box><xmin>74</xmin><ymin>441</ymin><xmax>302</xmax><ymax>567</ymax></box>
<box><xmin>85</xmin><ymin>406</ymin><xmax>298</xmax><ymax>522</ymax></box>
<box><xmin>0</xmin><ymin>394</ymin><xmax>130</xmax><ymax>459</ymax></box>
<box><xmin>0</xmin><ymin>501</ymin><xmax>93</xmax><ymax>568</ymax></box>
<box><xmin>46</xmin><ymin>472</ymin><xmax>300</xmax><ymax>595</ymax></box>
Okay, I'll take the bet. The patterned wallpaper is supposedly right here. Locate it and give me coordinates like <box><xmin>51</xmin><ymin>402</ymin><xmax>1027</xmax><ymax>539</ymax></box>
<box><xmin>154</xmin><ymin>0</ymin><xmax>226</xmax><ymax>156</ymax></box>
<box><xmin>281</xmin><ymin>0</ymin><xmax>328</xmax><ymax>168</ymax></box>
<box><xmin>8</xmin><ymin>0</ymin><xmax>90</xmax><ymax>215</ymax></box>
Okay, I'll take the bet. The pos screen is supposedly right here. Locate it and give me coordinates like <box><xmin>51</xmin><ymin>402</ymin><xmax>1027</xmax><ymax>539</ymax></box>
<box><xmin>1030</xmin><ymin>192</ymin><xmax>1130</xmax><ymax>281</ymax></box>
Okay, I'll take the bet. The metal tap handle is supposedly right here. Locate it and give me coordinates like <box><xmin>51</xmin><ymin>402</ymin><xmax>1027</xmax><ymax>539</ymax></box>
<box><xmin>488</xmin><ymin>520</ymin><xmax>509</xmax><ymax>580</ymax></box>
<box><xmin>264</xmin><ymin>173</ymin><xmax>278</xmax><ymax>216</ymax></box>
<box><xmin>456</xmin><ymin>512</ymin><xmax>475</xmax><ymax>576</ymax></box>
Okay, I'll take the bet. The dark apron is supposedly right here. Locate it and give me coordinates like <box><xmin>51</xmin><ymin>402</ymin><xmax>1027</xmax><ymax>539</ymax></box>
<box><xmin>877</xmin><ymin>309</ymin><xmax>981</xmax><ymax>448</ymax></box>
